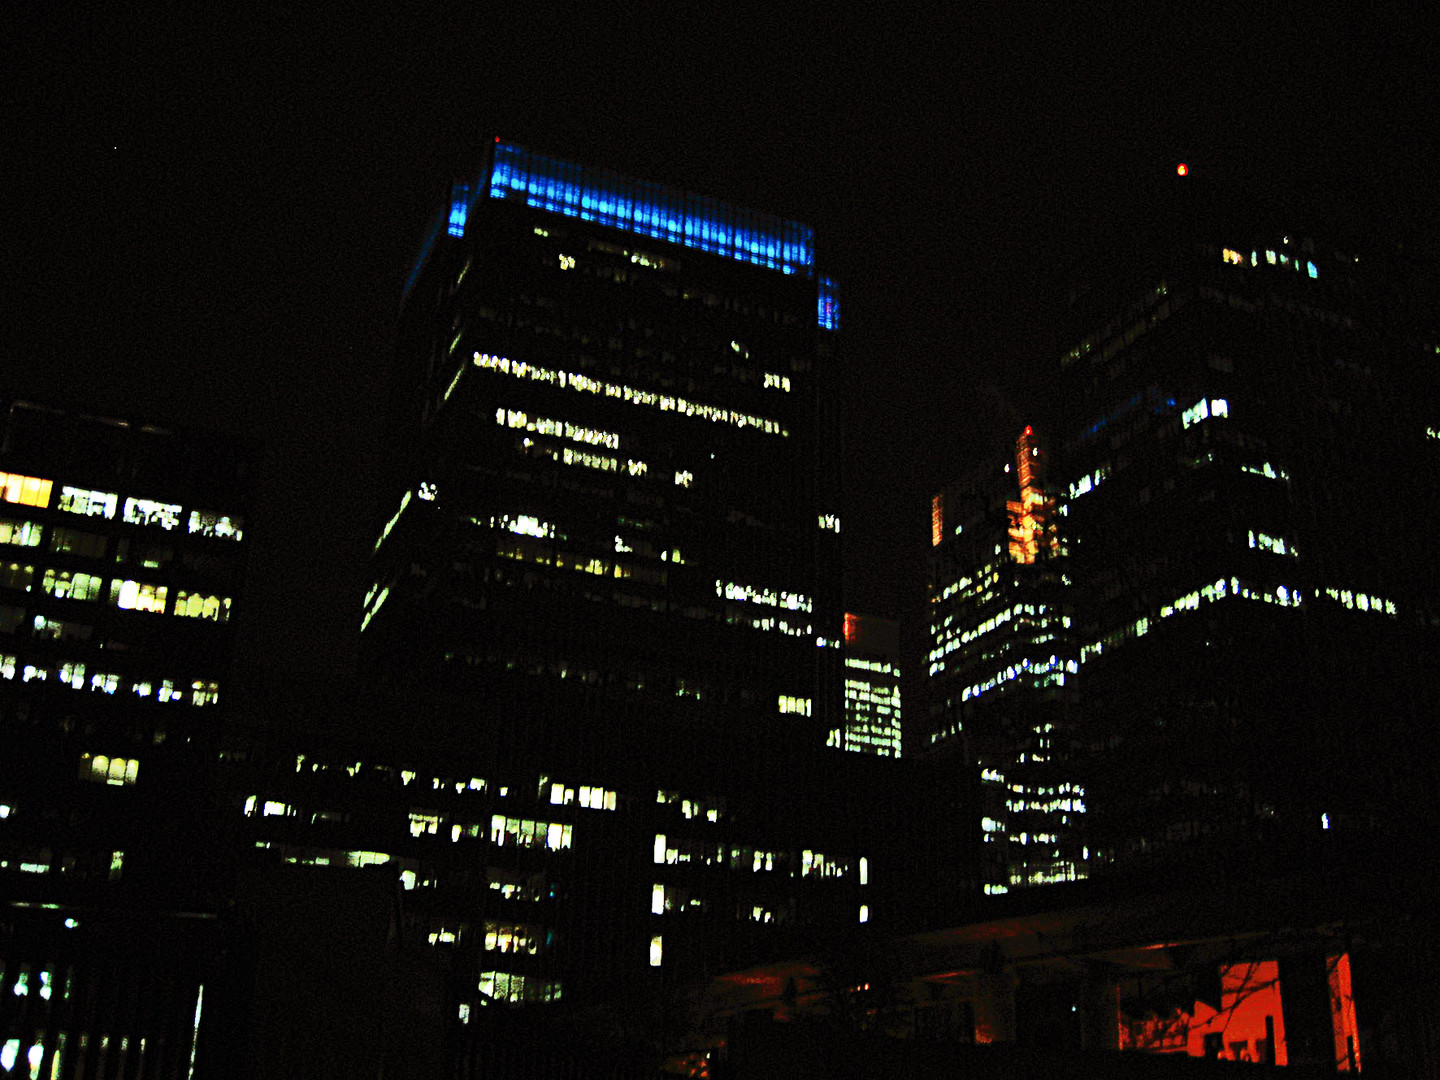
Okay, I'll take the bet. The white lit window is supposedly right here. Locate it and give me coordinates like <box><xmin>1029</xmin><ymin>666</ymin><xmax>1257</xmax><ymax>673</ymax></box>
<box><xmin>110</xmin><ymin>578</ymin><xmax>167</xmax><ymax>613</ymax></box>
<box><xmin>57</xmin><ymin>486</ymin><xmax>117</xmax><ymax>518</ymax></box>
<box><xmin>188</xmin><ymin>509</ymin><xmax>244</xmax><ymax>541</ymax></box>
<box><xmin>123</xmin><ymin>497</ymin><xmax>182</xmax><ymax>531</ymax></box>
<box><xmin>649</xmin><ymin>934</ymin><xmax>663</xmax><ymax>967</ymax></box>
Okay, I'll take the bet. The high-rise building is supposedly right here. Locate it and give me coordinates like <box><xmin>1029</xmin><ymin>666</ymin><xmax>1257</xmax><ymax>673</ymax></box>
<box><xmin>925</xmin><ymin>426</ymin><xmax>1084</xmax><ymax>893</ymax></box>
<box><xmin>1043</xmin><ymin>179</ymin><xmax>1440</xmax><ymax>877</ymax></box>
<box><xmin>0</xmin><ymin>397</ymin><xmax>250</xmax><ymax>1079</ymax></box>
<box><xmin>832</xmin><ymin>612</ymin><xmax>902</xmax><ymax>757</ymax></box>
<box><xmin>279</xmin><ymin>140</ymin><xmax>878</xmax><ymax>1053</ymax></box>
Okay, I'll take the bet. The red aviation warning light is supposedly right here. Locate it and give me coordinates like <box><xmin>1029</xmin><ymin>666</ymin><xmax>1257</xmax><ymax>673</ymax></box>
<box><xmin>1176</xmin><ymin>163</ymin><xmax>1189</xmax><ymax>177</ymax></box>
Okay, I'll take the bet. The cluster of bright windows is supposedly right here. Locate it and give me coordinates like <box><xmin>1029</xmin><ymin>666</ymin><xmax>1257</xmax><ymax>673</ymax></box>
<box><xmin>110</xmin><ymin>578</ymin><xmax>167</xmax><ymax>613</ymax></box>
<box><xmin>800</xmin><ymin>849</ymin><xmax>849</xmax><ymax>878</ymax></box>
<box><xmin>656</xmin><ymin>790</ymin><xmax>726</xmax><ymax>822</ymax></box>
<box><xmin>653</xmin><ymin>834</ymin><xmax>728</xmax><ymax>866</ymax></box>
<box><xmin>1</xmin><ymin>657</ymin><xmax>214</xmax><ymax>704</ymax></box>
<box><xmin>1249</xmin><ymin>530</ymin><xmax>1297</xmax><ymax>557</ymax></box>
<box><xmin>1</xmin><ymin>473</ymin><xmax>53</xmax><ymax>507</ymax></box>
<box><xmin>41</xmin><ymin>568</ymin><xmax>104</xmax><ymax>601</ymax></box>
<box><xmin>473</xmin><ymin>352</ymin><xmax>788</xmax><ymax>436</ymax></box>
<box><xmin>188</xmin><ymin>509</ymin><xmax>244</xmax><ymax>541</ymax></box>
<box><xmin>960</xmin><ymin>654</ymin><xmax>1070</xmax><ymax>704</ymax></box>
<box><xmin>716</xmin><ymin>579</ymin><xmax>812</xmax><ymax>613</ymax></box>
<box><xmin>846</xmin><ymin>657</ymin><xmax>895</xmax><ymax>675</ymax></box>
<box><xmin>478</xmin><ymin>970</ymin><xmax>562</xmax><ymax>1004</ymax></box>
<box><xmin>546</xmin><ymin>780</ymin><xmax>617</xmax><ymax>810</ymax></box>
<box><xmin>484</xmin><ymin>920</ymin><xmax>547</xmax><ymax>954</ymax></box>
<box><xmin>495</xmin><ymin>407</ymin><xmax>622</xmax><ymax>449</ymax></box>
<box><xmin>123</xmin><ymin>497</ymin><xmax>182</xmax><ymax>530</ymax></box>
<box><xmin>1067</xmin><ymin>466</ymin><xmax>1111</xmax><ymax>501</ymax></box>
<box><xmin>1322</xmin><ymin>587</ymin><xmax>1396</xmax><ymax>616</ymax></box>
<box><xmin>77</xmin><ymin>752</ymin><xmax>140</xmax><ymax>786</ymax></box>
<box><xmin>1080</xmin><ymin>576</ymin><xmax>1307</xmax><ymax>666</ymax></box>
<box><xmin>0</xmin><ymin>518</ymin><xmax>42</xmax><ymax>546</ymax></box>
<box><xmin>173</xmin><ymin>590</ymin><xmax>232</xmax><ymax>623</ymax></box>
<box><xmin>1182</xmin><ymin>397</ymin><xmax>1229</xmax><ymax>429</ymax></box>
<box><xmin>818</xmin><ymin>513</ymin><xmax>841</xmax><ymax>533</ymax></box>
<box><xmin>777</xmin><ymin>695</ymin><xmax>811</xmax><ymax>716</ymax></box>
<box><xmin>491</xmin><ymin>513</ymin><xmax>555</xmax><ymax>539</ymax></box>
<box><xmin>57</xmin><ymin>486</ymin><xmax>118</xmax><ymax>518</ymax></box>
<box><xmin>1241</xmin><ymin>461</ymin><xmax>1290</xmax><ymax>481</ymax></box>
<box><xmin>490</xmin><ymin>815</ymin><xmax>573</xmax><ymax>851</ymax></box>
<box><xmin>1222</xmin><ymin>247</ymin><xmax>1318</xmax><ymax>278</ymax></box>
<box><xmin>763</xmin><ymin>372</ymin><xmax>791</xmax><ymax>392</ymax></box>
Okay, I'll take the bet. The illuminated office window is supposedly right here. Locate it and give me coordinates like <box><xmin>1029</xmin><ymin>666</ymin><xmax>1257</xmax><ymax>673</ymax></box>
<box><xmin>0</xmin><ymin>518</ymin><xmax>42</xmax><ymax>547</ymax></box>
<box><xmin>111</xmin><ymin>578</ymin><xmax>167</xmax><ymax>613</ymax></box>
<box><xmin>58</xmin><ymin>487</ymin><xmax>117</xmax><ymax>518</ymax></box>
<box><xmin>0</xmin><ymin>473</ymin><xmax>53</xmax><ymax>508</ymax></box>
<box><xmin>123</xmin><ymin>497</ymin><xmax>182</xmax><ymax>531</ymax></box>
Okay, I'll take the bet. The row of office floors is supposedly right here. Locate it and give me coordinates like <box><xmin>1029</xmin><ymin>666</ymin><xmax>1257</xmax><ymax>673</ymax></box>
<box><xmin>8</xmin><ymin>676</ymin><xmax>1440</xmax><ymax>1077</ymax></box>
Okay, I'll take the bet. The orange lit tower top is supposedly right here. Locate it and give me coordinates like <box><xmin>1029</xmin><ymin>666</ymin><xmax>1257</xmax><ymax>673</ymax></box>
<box><xmin>1007</xmin><ymin>426</ymin><xmax>1060</xmax><ymax>565</ymax></box>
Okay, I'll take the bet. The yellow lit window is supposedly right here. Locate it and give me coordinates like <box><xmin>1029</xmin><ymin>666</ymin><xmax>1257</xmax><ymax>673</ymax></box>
<box><xmin>0</xmin><ymin>473</ymin><xmax>53</xmax><ymax>508</ymax></box>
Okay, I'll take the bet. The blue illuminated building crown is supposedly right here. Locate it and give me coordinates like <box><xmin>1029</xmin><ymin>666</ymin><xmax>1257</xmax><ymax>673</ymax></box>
<box><xmin>416</xmin><ymin>141</ymin><xmax>837</xmax><ymax>329</ymax></box>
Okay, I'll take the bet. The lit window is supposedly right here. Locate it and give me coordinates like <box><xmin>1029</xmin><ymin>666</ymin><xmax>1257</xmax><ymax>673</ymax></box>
<box><xmin>0</xmin><ymin>518</ymin><xmax>42</xmax><ymax>547</ymax></box>
<box><xmin>649</xmin><ymin>934</ymin><xmax>663</xmax><ymax>967</ymax></box>
<box><xmin>78</xmin><ymin>753</ymin><xmax>139</xmax><ymax>786</ymax></box>
<box><xmin>174</xmin><ymin>591</ymin><xmax>232</xmax><ymax>623</ymax></box>
<box><xmin>0</xmin><ymin>473</ymin><xmax>53</xmax><ymax>508</ymax></box>
<box><xmin>110</xmin><ymin>578</ymin><xmax>167</xmax><ymax>613</ymax></box>
<box><xmin>187</xmin><ymin>509</ymin><xmax>244</xmax><ymax>541</ymax></box>
<box><xmin>41</xmin><ymin>568</ymin><xmax>104</xmax><ymax>601</ymax></box>
<box><xmin>123</xmin><ymin>497</ymin><xmax>182</xmax><ymax>531</ymax></box>
<box><xmin>57</xmin><ymin>487</ymin><xmax>117</xmax><ymax>518</ymax></box>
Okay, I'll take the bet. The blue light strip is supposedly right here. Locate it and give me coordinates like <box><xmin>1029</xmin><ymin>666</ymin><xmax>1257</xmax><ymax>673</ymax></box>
<box><xmin>488</xmin><ymin>142</ymin><xmax>815</xmax><ymax>278</ymax></box>
<box><xmin>818</xmin><ymin>277</ymin><xmax>840</xmax><ymax>331</ymax></box>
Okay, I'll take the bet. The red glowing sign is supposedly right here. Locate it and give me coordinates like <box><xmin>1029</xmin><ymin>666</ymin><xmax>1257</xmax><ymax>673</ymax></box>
<box><xmin>1176</xmin><ymin>163</ymin><xmax>1189</xmax><ymax>176</ymax></box>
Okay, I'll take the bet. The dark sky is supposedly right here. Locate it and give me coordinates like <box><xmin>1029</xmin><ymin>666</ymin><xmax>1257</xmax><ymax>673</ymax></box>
<box><xmin>5</xmin><ymin>8</ymin><xmax>1434</xmax><ymax>694</ymax></box>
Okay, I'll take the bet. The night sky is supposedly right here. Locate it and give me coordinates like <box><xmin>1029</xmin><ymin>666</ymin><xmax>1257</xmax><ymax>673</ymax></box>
<box><xmin>6</xmin><ymin>9</ymin><xmax>1433</xmax><ymax>702</ymax></box>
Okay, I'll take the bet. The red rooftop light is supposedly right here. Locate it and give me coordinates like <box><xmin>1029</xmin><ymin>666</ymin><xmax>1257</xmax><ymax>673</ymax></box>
<box><xmin>1177</xmin><ymin>163</ymin><xmax>1189</xmax><ymax>176</ymax></box>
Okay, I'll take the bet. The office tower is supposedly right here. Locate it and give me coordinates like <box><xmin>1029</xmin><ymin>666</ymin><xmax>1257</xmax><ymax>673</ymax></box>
<box><xmin>925</xmin><ymin>427</ymin><xmax>1084</xmax><ymax>893</ymax></box>
<box><xmin>0</xmin><ymin>398</ymin><xmax>249</xmax><ymax>1079</ymax></box>
<box><xmin>278</xmin><ymin>139</ymin><xmax>872</xmax><ymax>1053</ymax></box>
<box><xmin>832</xmin><ymin>612</ymin><xmax>902</xmax><ymax>757</ymax></box>
<box><xmin>1045</xmin><ymin>180</ymin><xmax>1440</xmax><ymax>876</ymax></box>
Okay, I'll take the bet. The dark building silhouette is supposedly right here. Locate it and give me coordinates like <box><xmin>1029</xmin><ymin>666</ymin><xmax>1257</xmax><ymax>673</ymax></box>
<box><xmin>1046</xmin><ymin>177</ymin><xmax>1439</xmax><ymax>878</ymax></box>
<box><xmin>0</xmin><ymin>398</ymin><xmax>251</xmax><ymax>1079</ymax></box>
<box><xmin>221</xmin><ymin>141</ymin><xmax>892</xmax><ymax>1074</ymax></box>
<box><xmin>925</xmin><ymin>173</ymin><xmax>1440</xmax><ymax>895</ymax></box>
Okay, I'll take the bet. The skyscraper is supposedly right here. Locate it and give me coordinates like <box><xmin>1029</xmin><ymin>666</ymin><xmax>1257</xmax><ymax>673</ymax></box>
<box><xmin>833</xmin><ymin>612</ymin><xmax>902</xmax><ymax>757</ymax></box>
<box><xmin>926</xmin><ymin>426</ymin><xmax>1084</xmax><ymax>893</ymax></box>
<box><xmin>294</xmin><ymin>140</ymin><xmax>877</xmax><ymax>1050</ymax></box>
<box><xmin>1044</xmin><ymin>178</ymin><xmax>1439</xmax><ymax>876</ymax></box>
<box><xmin>1</xmin><ymin>397</ymin><xmax>250</xmax><ymax>1079</ymax></box>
